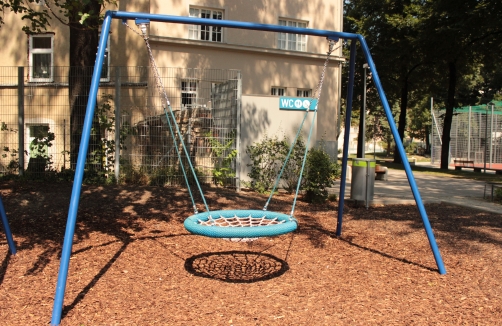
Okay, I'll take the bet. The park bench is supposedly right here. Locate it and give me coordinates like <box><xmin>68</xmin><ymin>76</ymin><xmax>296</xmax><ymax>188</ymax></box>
<box><xmin>454</xmin><ymin>159</ymin><xmax>476</xmax><ymax>171</ymax></box>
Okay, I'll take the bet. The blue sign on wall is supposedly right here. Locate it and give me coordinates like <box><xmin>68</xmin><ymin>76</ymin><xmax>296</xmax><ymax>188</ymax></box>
<box><xmin>279</xmin><ymin>97</ymin><xmax>318</xmax><ymax>111</ymax></box>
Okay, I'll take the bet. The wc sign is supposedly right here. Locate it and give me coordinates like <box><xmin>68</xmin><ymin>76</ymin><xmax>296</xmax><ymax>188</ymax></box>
<box><xmin>279</xmin><ymin>97</ymin><xmax>318</xmax><ymax>111</ymax></box>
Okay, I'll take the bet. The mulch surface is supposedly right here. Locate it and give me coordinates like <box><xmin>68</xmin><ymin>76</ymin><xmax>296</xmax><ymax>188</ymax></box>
<box><xmin>0</xmin><ymin>180</ymin><xmax>501</xmax><ymax>325</ymax></box>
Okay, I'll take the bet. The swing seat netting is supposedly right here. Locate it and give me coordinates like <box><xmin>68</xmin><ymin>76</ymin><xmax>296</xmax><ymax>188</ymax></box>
<box><xmin>184</xmin><ymin>210</ymin><xmax>298</xmax><ymax>238</ymax></box>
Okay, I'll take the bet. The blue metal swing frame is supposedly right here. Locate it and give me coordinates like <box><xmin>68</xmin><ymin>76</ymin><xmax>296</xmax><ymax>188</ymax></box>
<box><xmin>0</xmin><ymin>194</ymin><xmax>16</xmax><ymax>255</ymax></box>
<box><xmin>50</xmin><ymin>10</ymin><xmax>446</xmax><ymax>325</ymax></box>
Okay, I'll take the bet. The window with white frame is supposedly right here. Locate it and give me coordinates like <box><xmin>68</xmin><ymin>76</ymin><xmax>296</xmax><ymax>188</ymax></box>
<box><xmin>181</xmin><ymin>80</ymin><xmax>198</xmax><ymax>108</ymax></box>
<box><xmin>188</xmin><ymin>7</ymin><xmax>223</xmax><ymax>42</ymax></box>
<box><xmin>29</xmin><ymin>34</ymin><xmax>54</xmax><ymax>82</ymax></box>
<box><xmin>271</xmin><ymin>87</ymin><xmax>285</xmax><ymax>96</ymax></box>
<box><xmin>278</xmin><ymin>19</ymin><xmax>307</xmax><ymax>51</ymax></box>
<box><xmin>297</xmin><ymin>89</ymin><xmax>311</xmax><ymax>97</ymax></box>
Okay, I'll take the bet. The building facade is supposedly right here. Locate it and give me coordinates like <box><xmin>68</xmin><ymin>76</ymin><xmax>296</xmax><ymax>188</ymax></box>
<box><xmin>0</xmin><ymin>0</ymin><xmax>344</xmax><ymax>185</ymax></box>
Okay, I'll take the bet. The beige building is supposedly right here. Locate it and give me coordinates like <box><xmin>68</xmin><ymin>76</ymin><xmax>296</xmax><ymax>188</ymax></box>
<box><xmin>0</xmin><ymin>0</ymin><xmax>344</xmax><ymax>185</ymax></box>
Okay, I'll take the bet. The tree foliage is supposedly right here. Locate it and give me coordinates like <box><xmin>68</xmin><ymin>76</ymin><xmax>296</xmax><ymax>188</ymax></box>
<box><xmin>419</xmin><ymin>0</ymin><xmax>502</xmax><ymax>168</ymax></box>
<box><xmin>1</xmin><ymin>0</ymin><xmax>117</xmax><ymax>169</ymax></box>
<box><xmin>344</xmin><ymin>0</ymin><xmax>431</xmax><ymax>162</ymax></box>
<box><xmin>344</xmin><ymin>0</ymin><xmax>502</xmax><ymax>168</ymax></box>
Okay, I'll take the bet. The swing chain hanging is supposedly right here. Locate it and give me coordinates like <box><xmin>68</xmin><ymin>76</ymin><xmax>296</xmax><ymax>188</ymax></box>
<box><xmin>310</xmin><ymin>38</ymin><xmax>339</xmax><ymax>110</ymax></box>
<box><xmin>123</xmin><ymin>19</ymin><xmax>208</xmax><ymax>215</ymax></box>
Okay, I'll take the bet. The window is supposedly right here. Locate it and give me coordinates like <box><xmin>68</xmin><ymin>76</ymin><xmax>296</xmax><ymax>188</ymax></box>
<box><xmin>278</xmin><ymin>19</ymin><xmax>307</xmax><ymax>51</ymax></box>
<box><xmin>181</xmin><ymin>80</ymin><xmax>198</xmax><ymax>109</ymax></box>
<box><xmin>28</xmin><ymin>125</ymin><xmax>50</xmax><ymax>160</ymax></box>
<box><xmin>297</xmin><ymin>89</ymin><xmax>311</xmax><ymax>97</ymax></box>
<box><xmin>189</xmin><ymin>7</ymin><xmax>223</xmax><ymax>42</ymax></box>
<box><xmin>29</xmin><ymin>34</ymin><xmax>53</xmax><ymax>82</ymax></box>
<box><xmin>271</xmin><ymin>87</ymin><xmax>285</xmax><ymax>96</ymax></box>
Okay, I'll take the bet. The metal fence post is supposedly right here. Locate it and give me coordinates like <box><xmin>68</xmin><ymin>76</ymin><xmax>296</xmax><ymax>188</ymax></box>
<box><xmin>114</xmin><ymin>67</ymin><xmax>121</xmax><ymax>183</ymax></box>
<box><xmin>489</xmin><ymin>103</ymin><xmax>494</xmax><ymax>168</ymax></box>
<box><xmin>468</xmin><ymin>106</ymin><xmax>471</xmax><ymax>161</ymax></box>
<box><xmin>18</xmin><ymin>67</ymin><xmax>24</xmax><ymax>175</ymax></box>
<box><xmin>236</xmin><ymin>71</ymin><xmax>242</xmax><ymax>192</ymax></box>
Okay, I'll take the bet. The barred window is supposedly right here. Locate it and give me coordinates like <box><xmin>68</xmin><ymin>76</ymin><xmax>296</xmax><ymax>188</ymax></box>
<box><xmin>271</xmin><ymin>87</ymin><xmax>286</xmax><ymax>96</ymax></box>
<box><xmin>181</xmin><ymin>80</ymin><xmax>198</xmax><ymax>109</ymax></box>
<box><xmin>297</xmin><ymin>89</ymin><xmax>311</xmax><ymax>97</ymax></box>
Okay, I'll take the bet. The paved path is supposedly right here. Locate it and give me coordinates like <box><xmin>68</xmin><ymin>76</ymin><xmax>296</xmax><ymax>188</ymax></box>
<box><xmin>333</xmin><ymin>168</ymin><xmax>502</xmax><ymax>215</ymax></box>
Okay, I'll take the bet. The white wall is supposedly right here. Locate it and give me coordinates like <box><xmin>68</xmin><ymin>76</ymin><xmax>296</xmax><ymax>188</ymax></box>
<box><xmin>239</xmin><ymin>94</ymin><xmax>315</xmax><ymax>182</ymax></box>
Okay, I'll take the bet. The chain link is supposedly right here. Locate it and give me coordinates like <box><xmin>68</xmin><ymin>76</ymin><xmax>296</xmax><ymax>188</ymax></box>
<box><xmin>310</xmin><ymin>39</ymin><xmax>340</xmax><ymax>111</ymax></box>
<box><xmin>124</xmin><ymin>21</ymin><xmax>171</xmax><ymax>109</ymax></box>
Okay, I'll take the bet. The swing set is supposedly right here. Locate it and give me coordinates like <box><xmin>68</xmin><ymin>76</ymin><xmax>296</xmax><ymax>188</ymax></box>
<box><xmin>49</xmin><ymin>10</ymin><xmax>446</xmax><ymax>325</ymax></box>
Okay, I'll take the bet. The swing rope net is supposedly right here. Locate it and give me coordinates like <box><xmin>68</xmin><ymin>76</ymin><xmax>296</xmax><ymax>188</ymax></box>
<box><xmin>199</xmin><ymin>213</ymin><xmax>285</xmax><ymax>242</ymax></box>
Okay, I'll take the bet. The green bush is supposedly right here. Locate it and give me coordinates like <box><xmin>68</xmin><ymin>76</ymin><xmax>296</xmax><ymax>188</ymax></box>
<box><xmin>205</xmin><ymin>131</ymin><xmax>237</xmax><ymax>187</ymax></box>
<box><xmin>246</xmin><ymin>135</ymin><xmax>340</xmax><ymax>202</ymax></box>
<box><xmin>303</xmin><ymin>145</ymin><xmax>340</xmax><ymax>203</ymax></box>
<box><xmin>246</xmin><ymin>135</ymin><xmax>288</xmax><ymax>193</ymax></box>
<box><xmin>281</xmin><ymin>137</ymin><xmax>307</xmax><ymax>194</ymax></box>
<box><xmin>495</xmin><ymin>187</ymin><xmax>502</xmax><ymax>202</ymax></box>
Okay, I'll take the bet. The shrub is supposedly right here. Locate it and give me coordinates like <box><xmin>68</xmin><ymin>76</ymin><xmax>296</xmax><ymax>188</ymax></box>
<box><xmin>281</xmin><ymin>137</ymin><xmax>307</xmax><ymax>194</ymax></box>
<box><xmin>205</xmin><ymin>131</ymin><xmax>237</xmax><ymax>187</ymax></box>
<box><xmin>495</xmin><ymin>187</ymin><xmax>502</xmax><ymax>203</ymax></box>
<box><xmin>303</xmin><ymin>145</ymin><xmax>340</xmax><ymax>203</ymax></box>
<box><xmin>246</xmin><ymin>135</ymin><xmax>288</xmax><ymax>193</ymax></box>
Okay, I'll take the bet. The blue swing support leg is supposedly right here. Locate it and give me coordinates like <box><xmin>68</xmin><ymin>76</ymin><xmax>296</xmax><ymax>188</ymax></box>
<box><xmin>0</xmin><ymin>194</ymin><xmax>16</xmax><ymax>255</ymax></box>
<box><xmin>336</xmin><ymin>40</ymin><xmax>357</xmax><ymax>238</ymax></box>
<box><xmin>50</xmin><ymin>10</ymin><xmax>446</xmax><ymax>326</ymax></box>
<box><xmin>335</xmin><ymin>35</ymin><xmax>446</xmax><ymax>275</ymax></box>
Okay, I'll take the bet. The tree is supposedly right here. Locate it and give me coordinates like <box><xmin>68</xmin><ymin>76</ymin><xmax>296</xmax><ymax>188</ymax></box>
<box><xmin>344</xmin><ymin>0</ymin><xmax>430</xmax><ymax>163</ymax></box>
<box><xmin>420</xmin><ymin>0</ymin><xmax>502</xmax><ymax>169</ymax></box>
<box><xmin>1</xmin><ymin>0</ymin><xmax>116</xmax><ymax>169</ymax></box>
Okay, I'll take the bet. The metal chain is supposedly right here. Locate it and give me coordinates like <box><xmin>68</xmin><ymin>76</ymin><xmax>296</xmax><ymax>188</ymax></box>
<box><xmin>310</xmin><ymin>39</ymin><xmax>339</xmax><ymax>111</ymax></box>
<box><xmin>124</xmin><ymin>21</ymin><xmax>208</xmax><ymax>214</ymax></box>
<box><xmin>123</xmin><ymin>21</ymin><xmax>170</xmax><ymax>109</ymax></box>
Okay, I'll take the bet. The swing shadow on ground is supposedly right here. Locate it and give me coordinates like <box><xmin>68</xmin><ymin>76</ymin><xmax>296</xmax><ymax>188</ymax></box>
<box><xmin>184</xmin><ymin>250</ymin><xmax>289</xmax><ymax>283</ymax></box>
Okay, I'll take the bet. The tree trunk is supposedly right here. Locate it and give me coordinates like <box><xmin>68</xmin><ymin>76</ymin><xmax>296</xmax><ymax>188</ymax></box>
<box><xmin>393</xmin><ymin>77</ymin><xmax>408</xmax><ymax>164</ymax></box>
<box><xmin>69</xmin><ymin>2</ymin><xmax>102</xmax><ymax>170</ymax></box>
<box><xmin>440</xmin><ymin>61</ymin><xmax>456</xmax><ymax>170</ymax></box>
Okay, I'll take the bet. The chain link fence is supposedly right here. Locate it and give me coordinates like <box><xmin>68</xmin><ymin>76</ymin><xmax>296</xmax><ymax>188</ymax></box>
<box><xmin>0</xmin><ymin>66</ymin><xmax>241</xmax><ymax>186</ymax></box>
<box><xmin>431</xmin><ymin>105</ymin><xmax>502</xmax><ymax>168</ymax></box>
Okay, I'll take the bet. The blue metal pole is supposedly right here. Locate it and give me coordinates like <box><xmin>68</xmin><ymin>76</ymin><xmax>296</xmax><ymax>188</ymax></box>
<box><xmin>357</xmin><ymin>35</ymin><xmax>446</xmax><ymax>275</ymax></box>
<box><xmin>0</xmin><ymin>194</ymin><xmax>16</xmax><ymax>255</ymax></box>
<box><xmin>110</xmin><ymin>11</ymin><xmax>353</xmax><ymax>40</ymax></box>
<box><xmin>336</xmin><ymin>41</ymin><xmax>357</xmax><ymax>237</ymax></box>
<box><xmin>50</xmin><ymin>13</ymin><xmax>113</xmax><ymax>326</ymax></box>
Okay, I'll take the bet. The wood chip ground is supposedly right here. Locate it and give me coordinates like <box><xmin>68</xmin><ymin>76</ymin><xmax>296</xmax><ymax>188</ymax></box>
<box><xmin>0</xmin><ymin>181</ymin><xmax>501</xmax><ymax>325</ymax></box>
